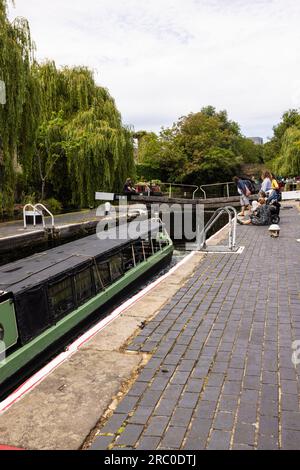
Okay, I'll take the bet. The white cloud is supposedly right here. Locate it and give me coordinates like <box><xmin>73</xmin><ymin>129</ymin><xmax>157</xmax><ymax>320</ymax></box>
<box><xmin>8</xmin><ymin>0</ymin><xmax>300</xmax><ymax>140</ymax></box>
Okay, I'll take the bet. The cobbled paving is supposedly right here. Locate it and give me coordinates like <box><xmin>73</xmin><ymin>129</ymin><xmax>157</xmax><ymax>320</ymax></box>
<box><xmin>91</xmin><ymin>206</ymin><xmax>300</xmax><ymax>450</ymax></box>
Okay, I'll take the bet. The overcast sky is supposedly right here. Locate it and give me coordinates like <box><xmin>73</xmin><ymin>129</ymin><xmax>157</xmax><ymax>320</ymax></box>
<box><xmin>8</xmin><ymin>0</ymin><xmax>300</xmax><ymax>140</ymax></box>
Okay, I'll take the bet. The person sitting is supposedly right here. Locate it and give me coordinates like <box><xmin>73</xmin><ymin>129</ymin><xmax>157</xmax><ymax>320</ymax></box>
<box><xmin>267</xmin><ymin>175</ymin><xmax>282</xmax><ymax>203</ymax></box>
<box><xmin>237</xmin><ymin>198</ymin><xmax>272</xmax><ymax>226</ymax></box>
<box><xmin>123</xmin><ymin>178</ymin><xmax>137</xmax><ymax>195</ymax></box>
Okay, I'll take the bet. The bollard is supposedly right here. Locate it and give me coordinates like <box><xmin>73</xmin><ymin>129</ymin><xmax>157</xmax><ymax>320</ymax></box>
<box><xmin>105</xmin><ymin>202</ymin><xmax>111</xmax><ymax>216</ymax></box>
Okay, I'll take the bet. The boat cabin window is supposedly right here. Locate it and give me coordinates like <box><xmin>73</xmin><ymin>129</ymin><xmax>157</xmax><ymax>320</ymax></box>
<box><xmin>133</xmin><ymin>240</ymin><xmax>145</xmax><ymax>264</ymax></box>
<box><xmin>93</xmin><ymin>261</ymin><xmax>111</xmax><ymax>292</ymax></box>
<box><xmin>122</xmin><ymin>244</ymin><xmax>135</xmax><ymax>271</ymax></box>
<box><xmin>75</xmin><ymin>268</ymin><xmax>93</xmax><ymax>304</ymax></box>
<box><xmin>110</xmin><ymin>255</ymin><xmax>123</xmax><ymax>281</ymax></box>
<box><xmin>48</xmin><ymin>277</ymin><xmax>75</xmax><ymax>319</ymax></box>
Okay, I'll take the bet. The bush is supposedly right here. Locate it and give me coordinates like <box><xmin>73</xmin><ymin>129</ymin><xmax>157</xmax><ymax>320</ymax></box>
<box><xmin>42</xmin><ymin>198</ymin><xmax>63</xmax><ymax>215</ymax></box>
<box><xmin>22</xmin><ymin>193</ymin><xmax>37</xmax><ymax>206</ymax></box>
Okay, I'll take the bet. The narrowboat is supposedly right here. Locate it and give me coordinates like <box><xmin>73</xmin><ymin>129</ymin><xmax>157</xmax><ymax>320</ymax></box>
<box><xmin>0</xmin><ymin>219</ymin><xmax>173</xmax><ymax>390</ymax></box>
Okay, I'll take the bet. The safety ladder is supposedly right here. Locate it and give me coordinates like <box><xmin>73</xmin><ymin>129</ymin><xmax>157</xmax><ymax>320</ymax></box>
<box><xmin>23</xmin><ymin>203</ymin><xmax>55</xmax><ymax>229</ymax></box>
<box><xmin>199</xmin><ymin>206</ymin><xmax>240</xmax><ymax>253</ymax></box>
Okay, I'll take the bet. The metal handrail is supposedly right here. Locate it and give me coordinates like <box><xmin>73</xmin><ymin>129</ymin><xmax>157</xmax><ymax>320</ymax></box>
<box><xmin>35</xmin><ymin>204</ymin><xmax>55</xmax><ymax>228</ymax></box>
<box><xmin>23</xmin><ymin>203</ymin><xmax>55</xmax><ymax>229</ymax></box>
<box><xmin>145</xmin><ymin>182</ymin><xmax>199</xmax><ymax>200</ymax></box>
<box><xmin>199</xmin><ymin>206</ymin><xmax>238</xmax><ymax>251</ymax></box>
<box><xmin>23</xmin><ymin>204</ymin><xmax>38</xmax><ymax>229</ymax></box>
<box><xmin>200</xmin><ymin>182</ymin><xmax>236</xmax><ymax>199</ymax></box>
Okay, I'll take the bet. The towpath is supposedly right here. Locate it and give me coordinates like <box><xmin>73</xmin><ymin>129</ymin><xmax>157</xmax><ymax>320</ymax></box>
<box><xmin>90</xmin><ymin>203</ymin><xmax>300</xmax><ymax>450</ymax></box>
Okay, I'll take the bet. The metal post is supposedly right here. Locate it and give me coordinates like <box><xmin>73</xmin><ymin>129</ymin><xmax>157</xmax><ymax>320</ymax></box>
<box><xmin>131</xmin><ymin>244</ymin><xmax>137</xmax><ymax>267</ymax></box>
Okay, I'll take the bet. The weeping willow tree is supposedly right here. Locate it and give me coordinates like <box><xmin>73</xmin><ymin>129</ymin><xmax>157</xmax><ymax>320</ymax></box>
<box><xmin>0</xmin><ymin>2</ymin><xmax>135</xmax><ymax>213</ymax></box>
<box><xmin>29</xmin><ymin>62</ymin><xmax>135</xmax><ymax>207</ymax></box>
<box><xmin>0</xmin><ymin>0</ymin><xmax>38</xmax><ymax>213</ymax></box>
<box><xmin>273</xmin><ymin>127</ymin><xmax>300</xmax><ymax>176</ymax></box>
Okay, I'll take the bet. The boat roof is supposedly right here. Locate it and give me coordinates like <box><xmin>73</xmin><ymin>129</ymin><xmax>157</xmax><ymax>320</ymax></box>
<box><xmin>0</xmin><ymin>220</ymin><xmax>161</xmax><ymax>295</ymax></box>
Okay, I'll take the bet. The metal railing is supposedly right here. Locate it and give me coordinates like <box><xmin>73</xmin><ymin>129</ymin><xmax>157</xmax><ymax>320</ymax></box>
<box><xmin>199</xmin><ymin>206</ymin><xmax>238</xmax><ymax>252</ymax></box>
<box><xmin>23</xmin><ymin>203</ymin><xmax>55</xmax><ymax>229</ymax></box>
<box><xmin>142</xmin><ymin>182</ymin><xmax>199</xmax><ymax>200</ymax></box>
<box><xmin>200</xmin><ymin>182</ymin><xmax>236</xmax><ymax>199</ymax></box>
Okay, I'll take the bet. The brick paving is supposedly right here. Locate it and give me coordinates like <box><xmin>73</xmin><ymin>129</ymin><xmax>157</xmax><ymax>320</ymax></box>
<box><xmin>91</xmin><ymin>206</ymin><xmax>300</xmax><ymax>450</ymax></box>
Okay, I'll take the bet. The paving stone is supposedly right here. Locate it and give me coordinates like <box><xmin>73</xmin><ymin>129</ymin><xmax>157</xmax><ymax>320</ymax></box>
<box><xmin>259</xmin><ymin>411</ymin><xmax>279</xmax><ymax>437</ymax></box>
<box><xmin>178</xmin><ymin>392</ymin><xmax>199</xmax><ymax>409</ymax></box>
<box><xmin>154</xmin><ymin>399</ymin><xmax>177</xmax><ymax>417</ymax></box>
<box><xmin>144</xmin><ymin>416</ymin><xmax>170</xmax><ymax>437</ymax></box>
<box><xmin>164</xmin><ymin>354</ymin><xmax>182</xmax><ymax>366</ymax></box>
<box><xmin>183</xmin><ymin>437</ymin><xmax>206</xmax><ymax>450</ymax></box>
<box><xmin>201</xmin><ymin>386</ymin><xmax>222</xmax><ymax>402</ymax></box>
<box><xmin>243</xmin><ymin>375</ymin><xmax>261</xmax><ymax>390</ymax></box>
<box><xmin>116</xmin><ymin>396</ymin><xmax>139</xmax><ymax>414</ymax></box>
<box><xmin>185</xmin><ymin>378</ymin><xmax>204</xmax><ymax>393</ymax></box>
<box><xmin>281</xmin><ymin>411</ymin><xmax>300</xmax><ymax>431</ymax></box>
<box><xmin>234</xmin><ymin>423</ymin><xmax>256</xmax><ymax>446</ymax></box>
<box><xmin>150</xmin><ymin>377</ymin><xmax>170</xmax><ymax>391</ymax></box>
<box><xmin>280</xmin><ymin>380</ymin><xmax>299</xmax><ymax>395</ymax></box>
<box><xmin>177</xmin><ymin>360</ymin><xmax>196</xmax><ymax>372</ymax></box>
<box><xmin>129</xmin><ymin>407</ymin><xmax>153</xmax><ymax>425</ymax></box>
<box><xmin>207</xmin><ymin>373</ymin><xmax>225</xmax><ymax>387</ymax></box>
<box><xmin>170</xmin><ymin>371</ymin><xmax>190</xmax><ymax>385</ymax></box>
<box><xmin>219</xmin><ymin>395</ymin><xmax>239</xmax><ymax>413</ymax></box>
<box><xmin>214</xmin><ymin>412</ymin><xmax>235</xmax><ymax>431</ymax></box>
<box><xmin>170</xmin><ymin>408</ymin><xmax>193</xmax><ymax>428</ymax></box>
<box><xmin>237</xmin><ymin>403</ymin><xmax>257</xmax><ymax>424</ymax></box>
<box><xmin>89</xmin><ymin>436</ymin><xmax>114</xmax><ymax>450</ymax></box>
<box><xmin>257</xmin><ymin>434</ymin><xmax>279</xmax><ymax>450</ymax></box>
<box><xmin>137</xmin><ymin>436</ymin><xmax>160</xmax><ymax>450</ymax></box>
<box><xmin>159</xmin><ymin>427</ymin><xmax>187</xmax><ymax>449</ymax></box>
<box><xmin>207</xmin><ymin>430</ymin><xmax>231</xmax><ymax>450</ymax></box>
<box><xmin>259</xmin><ymin>398</ymin><xmax>279</xmax><ymax>418</ymax></box>
<box><xmin>116</xmin><ymin>425</ymin><xmax>144</xmax><ymax>447</ymax></box>
<box><xmin>128</xmin><ymin>381</ymin><xmax>149</xmax><ymax>397</ymax></box>
<box><xmin>240</xmin><ymin>389</ymin><xmax>259</xmax><ymax>404</ymax></box>
<box><xmin>100</xmin><ymin>414</ymin><xmax>128</xmax><ymax>435</ymax></box>
<box><xmin>139</xmin><ymin>390</ymin><xmax>162</xmax><ymax>408</ymax></box>
<box><xmin>223</xmin><ymin>381</ymin><xmax>241</xmax><ymax>396</ymax></box>
<box><xmin>195</xmin><ymin>400</ymin><xmax>218</xmax><ymax>419</ymax></box>
<box><xmin>281</xmin><ymin>394</ymin><xmax>300</xmax><ymax>412</ymax></box>
<box><xmin>281</xmin><ymin>429</ymin><xmax>300</xmax><ymax>450</ymax></box>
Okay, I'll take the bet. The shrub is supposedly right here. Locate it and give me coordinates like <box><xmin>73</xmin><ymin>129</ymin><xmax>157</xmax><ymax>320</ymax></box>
<box><xmin>42</xmin><ymin>198</ymin><xmax>63</xmax><ymax>215</ymax></box>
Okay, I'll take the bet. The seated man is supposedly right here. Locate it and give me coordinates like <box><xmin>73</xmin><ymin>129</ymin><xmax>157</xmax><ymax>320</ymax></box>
<box><xmin>123</xmin><ymin>178</ymin><xmax>137</xmax><ymax>195</ymax></box>
<box><xmin>237</xmin><ymin>199</ymin><xmax>272</xmax><ymax>226</ymax></box>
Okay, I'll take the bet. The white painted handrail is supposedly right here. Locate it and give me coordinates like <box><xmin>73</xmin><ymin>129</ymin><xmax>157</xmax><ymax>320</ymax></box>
<box><xmin>23</xmin><ymin>203</ymin><xmax>55</xmax><ymax>229</ymax></box>
<box><xmin>35</xmin><ymin>204</ymin><xmax>55</xmax><ymax>228</ymax></box>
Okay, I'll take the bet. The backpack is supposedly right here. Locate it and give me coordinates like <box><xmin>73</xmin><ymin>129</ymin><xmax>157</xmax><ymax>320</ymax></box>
<box><xmin>243</xmin><ymin>179</ymin><xmax>255</xmax><ymax>195</ymax></box>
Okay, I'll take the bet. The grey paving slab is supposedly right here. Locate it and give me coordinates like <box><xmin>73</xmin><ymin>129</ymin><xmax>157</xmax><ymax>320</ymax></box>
<box><xmin>89</xmin><ymin>206</ymin><xmax>300</xmax><ymax>450</ymax></box>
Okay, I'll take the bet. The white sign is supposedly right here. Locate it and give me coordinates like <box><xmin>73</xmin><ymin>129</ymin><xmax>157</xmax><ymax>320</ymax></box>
<box><xmin>95</xmin><ymin>192</ymin><xmax>115</xmax><ymax>201</ymax></box>
<box><xmin>282</xmin><ymin>191</ymin><xmax>300</xmax><ymax>201</ymax></box>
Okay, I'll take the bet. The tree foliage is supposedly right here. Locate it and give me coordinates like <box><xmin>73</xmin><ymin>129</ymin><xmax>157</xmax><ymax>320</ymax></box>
<box><xmin>0</xmin><ymin>0</ymin><xmax>35</xmax><ymax>212</ymax></box>
<box><xmin>264</xmin><ymin>109</ymin><xmax>300</xmax><ymax>176</ymax></box>
<box><xmin>137</xmin><ymin>107</ymin><xmax>256</xmax><ymax>185</ymax></box>
<box><xmin>0</xmin><ymin>2</ymin><xmax>134</xmax><ymax>213</ymax></box>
